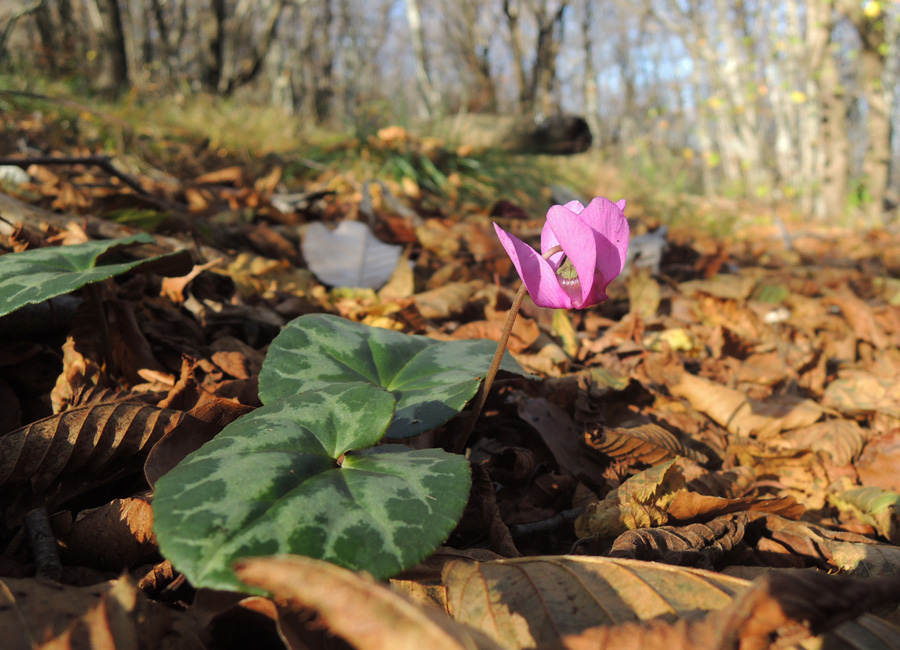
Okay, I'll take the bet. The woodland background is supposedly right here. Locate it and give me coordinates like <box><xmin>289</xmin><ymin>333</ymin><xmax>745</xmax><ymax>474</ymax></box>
<box><xmin>2</xmin><ymin>0</ymin><xmax>900</xmax><ymax>224</ymax></box>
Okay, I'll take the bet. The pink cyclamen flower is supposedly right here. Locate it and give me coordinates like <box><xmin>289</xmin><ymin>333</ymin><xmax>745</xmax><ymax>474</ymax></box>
<box><xmin>493</xmin><ymin>197</ymin><xmax>630</xmax><ymax>309</ymax></box>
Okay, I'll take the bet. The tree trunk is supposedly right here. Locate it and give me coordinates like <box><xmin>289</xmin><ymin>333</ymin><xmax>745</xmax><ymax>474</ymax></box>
<box><xmin>580</xmin><ymin>0</ymin><xmax>599</xmax><ymax>147</ymax></box>
<box><xmin>503</xmin><ymin>0</ymin><xmax>528</xmax><ymax>112</ymax></box>
<box><xmin>804</xmin><ymin>0</ymin><xmax>848</xmax><ymax>219</ymax></box>
<box><xmin>838</xmin><ymin>0</ymin><xmax>890</xmax><ymax>223</ymax></box>
<box><xmin>93</xmin><ymin>0</ymin><xmax>129</xmax><ymax>96</ymax></box>
<box><xmin>405</xmin><ymin>0</ymin><xmax>440</xmax><ymax>118</ymax></box>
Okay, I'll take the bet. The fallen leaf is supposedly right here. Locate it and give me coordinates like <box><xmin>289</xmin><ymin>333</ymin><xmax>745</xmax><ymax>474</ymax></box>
<box><xmin>235</xmin><ymin>555</ymin><xmax>507</xmax><ymax>650</ymax></box>
<box><xmin>574</xmin><ymin>459</ymin><xmax>684</xmax><ymax>539</ymax></box>
<box><xmin>302</xmin><ymin>220</ymin><xmax>402</xmax><ymax>288</ymax></box>
<box><xmin>669</xmin><ymin>372</ymin><xmax>823</xmax><ymax>438</ymax></box>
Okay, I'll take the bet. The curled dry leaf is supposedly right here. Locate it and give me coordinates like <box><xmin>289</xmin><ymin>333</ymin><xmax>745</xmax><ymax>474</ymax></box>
<box><xmin>0</xmin><ymin>402</ymin><xmax>187</xmax><ymax>493</ymax></box>
<box><xmin>669</xmin><ymin>372</ymin><xmax>823</xmax><ymax>438</ymax></box>
<box><xmin>609</xmin><ymin>514</ymin><xmax>748</xmax><ymax>570</ymax></box>
<box><xmin>778</xmin><ymin>418</ymin><xmax>869</xmax><ymax>466</ymax></box>
<box><xmin>57</xmin><ymin>497</ymin><xmax>157</xmax><ymax>570</ymax></box>
<box><xmin>666</xmin><ymin>490</ymin><xmax>805</xmax><ymax>523</ymax></box>
<box><xmin>2</xmin><ymin>575</ymin><xmax>204</xmax><ymax>650</ymax></box>
<box><xmin>585</xmin><ymin>422</ymin><xmax>708</xmax><ymax>466</ymax></box>
<box><xmin>574</xmin><ymin>459</ymin><xmax>684</xmax><ymax>539</ymax></box>
<box><xmin>235</xmin><ymin>555</ymin><xmax>507</xmax><ymax>650</ymax></box>
<box><xmin>516</xmin><ymin>397</ymin><xmax>607</xmax><ymax>485</ymax></box>
<box><xmin>830</xmin><ymin>486</ymin><xmax>900</xmax><ymax>545</ymax></box>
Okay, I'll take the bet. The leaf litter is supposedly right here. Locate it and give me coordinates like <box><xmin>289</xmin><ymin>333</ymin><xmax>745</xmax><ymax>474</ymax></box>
<box><xmin>1</xmin><ymin>106</ymin><xmax>900</xmax><ymax>648</ymax></box>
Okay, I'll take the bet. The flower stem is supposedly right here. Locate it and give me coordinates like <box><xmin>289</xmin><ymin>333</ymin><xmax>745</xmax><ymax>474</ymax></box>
<box><xmin>453</xmin><ymin>282</ymin><xmax>528</xmax><ymax>454</ymax></box>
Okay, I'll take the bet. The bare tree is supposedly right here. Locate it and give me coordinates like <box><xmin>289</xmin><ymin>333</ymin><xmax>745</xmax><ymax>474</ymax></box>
<box><xmin>405</xmin><ymin>0</ymin><xmax>441</xmax><ymax>118</ymax></box>
<box><xmin>504</xmin><ymin>0</ymin><xmax>567</xmax><ymax>116</ymax></box>
<box><xmin>94</xmin><ymin>0</ymin><xmax>129</xmax><ymax>96</ymax></box>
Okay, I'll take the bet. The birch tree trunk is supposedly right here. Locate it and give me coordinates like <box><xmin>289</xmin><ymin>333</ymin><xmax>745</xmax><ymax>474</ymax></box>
<box><xmin>808</xmin><ymin>0</ymin><xmax>848</xmax><ymax>219</ymax></box>
<box><xmin>405</xmin><ymin>0</ymin><xmax>440</xmax><ymax>119</ymax></box>
<box><xmin>838</xmin><ymin>0</ymin><xmax>890</xmax><ymax>222</ymax></box>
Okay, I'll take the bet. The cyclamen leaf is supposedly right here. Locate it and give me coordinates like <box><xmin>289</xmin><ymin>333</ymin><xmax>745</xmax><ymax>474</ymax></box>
<box><xmin>152</xmin><ymin>384</ymin><xmax>471</xmax><ymax>591</ymax></box>
<box><xmin>0</xmin><ymin>234</ymin><xmax>188</xmax><ymax>318</ymax></box>
<box><xmin>259</xmin><ymin>314</ymin><xmax>528</xmax><ymax>438</ymax></box>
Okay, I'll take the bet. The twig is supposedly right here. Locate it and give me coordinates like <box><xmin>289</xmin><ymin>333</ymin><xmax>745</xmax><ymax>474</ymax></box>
<box><xmin>24</xmin><ymin>506</ymin><xmax>62</xmax><ymax>580</ymax></box>
<box><xmin>0</xmin><ymin>155</ymin><xmax>151</xmax><ymax>197</ymax></box>
<box><xmin>508</xmin><ymin>507</ymin><xmax>585</xmax><ymax>538</ymax></box>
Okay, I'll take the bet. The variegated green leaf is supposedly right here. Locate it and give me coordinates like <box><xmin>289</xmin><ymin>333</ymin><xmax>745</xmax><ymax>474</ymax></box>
<box><xmin>152</xmin><ymin>383</ymin><xmax>471</xmax><ymax>591</ymax></box>
<box><xmin>0</xmin><ymin>233</ymin><xmax>184</xmax><ymax>318</ymax></box>
<box><xmin>259</xmin><ymin>314</ymin><xmax>528</xmax><ymax>438</ymax></box>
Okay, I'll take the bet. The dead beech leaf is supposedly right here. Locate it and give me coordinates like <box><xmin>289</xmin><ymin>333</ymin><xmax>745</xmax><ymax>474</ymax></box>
<box><xmin>516</xmin><ymin>397</ymin><xmax>607</xmax><ymax>485</ymax></box>
<box><xmin>447</xmin><ymin>556</ymin><xmax>900</xmax><ymax>650</ymax></box>
<box><xmin>609</xmin><ymin>514</ymin><xmax>748</xmax><ymax>570</ymax></box>
<box><xmin>0</xmin><ymin>402</ymin><xmax>187</xmax><ymax>492</ymax></box>
<box><xmin>779</xmin><ymin>418</ymin><xmax>869</xmax><ymax>466</ymax></box>
<box><xmin>574</xmin><ymin>459</ymin><xmax>685</xmax><ymax>539</ymax></box>
<box><xmin>857</xmin><ymin>430</ymin><xmax>900</xmax><ymax>492</ymax></box>
<box><xmin>824</xmin><ymin>370</ymin><xmax>900</xmax><ymax>418</ymax></box>
<box><xmin>50</xmin><ymin>334</ymin><xmax>101</xmax><ymax>414</ymax></box>
<box><xmin>59</xmin><ymin>497</ymin><xmax>156</xmax><ymax>570</ymax></box>
<box><xmin>235</xmin><ymin>555</ymin><xmax>506</xmax><ymax>650</ymax></box>
<box><xmin>830</xmin><ymin>486</ymin><xmax>900</xmax><ymax>545</ymax></box>
<box><xmin>627</xmin><ymin>266</ymin><xmax>661</xmax><ymax>320</ymax></box>
<box><xmin>443</xmin><ymin>555</ymin><xmax>747</xmax><ymax>649</ymax></box>
<box><xmin>1</xmin><ymin>575</ymin><xmax>202</xmax><ymax>650</ymax></box>
<box><xmin>669</xmin><ymin>372</ymin><xmax>822</xmax><ymax>438</ymax></box>
<box><xmin>413</xmin><ymin>281</ymin><xmax>482</xmax><ymax>320</ymax></box>
<box><xmin>453</xmin><ymin>317</ymin><xmax>539</xmax><ymax>353</ymax></box>
<box><xmin>666</xmin><ymin>490</ymin><xmax>805</xmax><ymax>522</ymax></box>
<box><xmin>824</xmin><ymin>294</ymin><xmax>890</xmax><ymax>349</ymax></box>
<box><xmin>586</xmin><ymin>423</ymin><xmax>708</xmax><ymax>466</ymax></box>
<box><xmin>760</xmin><ymin>514</ymin><xmax>900</xmax><ymax>577</ymax></box>
<box><xmin>194</xmin><ymin>165</ymin><xmax>245</xmax><ymax>186</ymax></box>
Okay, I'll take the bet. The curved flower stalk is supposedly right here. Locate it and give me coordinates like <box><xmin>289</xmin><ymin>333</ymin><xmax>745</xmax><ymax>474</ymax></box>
<box><xmin>454</xmin><ymin>197</ymin><xmax>630</xmax><ymax>453</ymax></box>
<box><xmin>493</xmin><ymin>197</ymin><xmax>630</xmax><ymax>309</ymax></box>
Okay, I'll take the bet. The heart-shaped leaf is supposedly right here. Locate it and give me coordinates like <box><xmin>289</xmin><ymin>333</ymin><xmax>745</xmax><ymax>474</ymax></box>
<box><xmin>152</xmin><ymin>383</ymin><xmax>471</xmax><ymax>591</ymax></box>
<box><xmin>0</xmin><ymin>234</ymin><xmax>188</xmax><ymax>318</ymax></box>
<box><xmin>259</xmin><ymin>314</ymin><xmax>528</xmax><ymax>438</ymax></box>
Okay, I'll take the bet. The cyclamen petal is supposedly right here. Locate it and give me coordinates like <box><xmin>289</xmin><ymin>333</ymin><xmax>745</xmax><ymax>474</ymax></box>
<box><xmin>493</xmin><ymin>224</ymin><xmax>575</xmax><ymax>308</ymax></box>
<box><xmin>494</xmin><ymin>196</ymin><xmax>630</xmax><ymax>310</ymax></box>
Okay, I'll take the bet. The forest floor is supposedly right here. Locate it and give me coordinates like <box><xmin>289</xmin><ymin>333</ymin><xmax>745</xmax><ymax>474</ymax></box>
<box><xmin>1</xmin><ymin>96</ymin><xmax>900</xmax><ymax>650</ymax></box>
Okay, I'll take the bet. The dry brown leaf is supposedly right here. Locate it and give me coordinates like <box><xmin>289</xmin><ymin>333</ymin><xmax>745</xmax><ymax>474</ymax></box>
<box><xmin>444</xmin><ymin>555</ymin><xmax>747</xmax><ymax>649</ymax></box>
<box><xmin>609</xmin><ymin>514</ymin><xmax>748</xmax><ymax>569</ymax></box>
<box><xmin>0</xmin><ymin>402</ymin><xmax>187</xmax><ymax>493</ymax></box>
<box><xmin>667</xmin><ymin>489</ymin><xmax>806</xmax><ymax>522</ymax></box>
<box><xmin>194</xmin><ymin>166</ymin><xmax>245</xmax><ymax>186</ymax></box>
<box><xmin>453</xmin><ymin>317</ymin><xmax>539</xmax><ymax>353</ymax></box>
<box><xmin>585</xmin><ymin>423</ymin><xmax>708</xmax><ymax>466</ymax></box>
<box><xmin>857</xmin><ymin>430</ymin><xmax>900</xmax><ymax>492</ymax></box>
<box><xmin>50</xmin><ymin>334</ymin><xmax>102</xmax><ymax>414</ymax></box>
<box><xmin>58</xmin><ymin>497</ymin><xmax>156</xmax><ymax>570</ymax></box>
<box><xmin>778</xmin><ymin>418</ymin><xmax>869</xmax><ymax>465</ymax></box>
<box><xmin>823</xmin><ymin>369</ymin><xmax>900</xmax><ymax>418</ymax></box>
<box><xmin>824</xmin><ymin>294</ymin><xmax>890</xmax><ymax>349</ymax></box>
<box><xmin>574</xmin><ymin>459</ymin><xmax>684</xmax><ymax>539</ymax></box>
<box><xmin>669</xmin><ymin>372</ymin><xmax>822</xmax><ymax>438</ymax></box>
<box><xmin>627</xmin><ymin>266</ymin><xmax>661</xmax><ymax>321</ymax></box>
<box><xmin>1</xmin><ymin>575</ymin><xmax>203</xmax><ymax>650</ymax></box>
<box><xmin>235</xmin><ymin>555</ymin><xmax>507</xmax><ymax>650</ymax></box>
<box><xmin>413</xmin><ymin>281</ymin><xmax>482</xmax><ymax>320</ymax></box>
<box><xmin>516</xmin><ymin>397</ymin><xmax>607</xmax><ymax>485</ymax></box>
